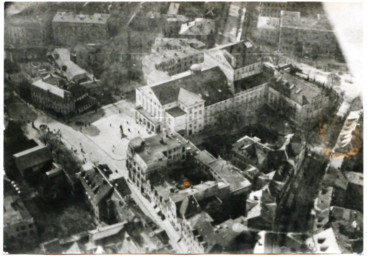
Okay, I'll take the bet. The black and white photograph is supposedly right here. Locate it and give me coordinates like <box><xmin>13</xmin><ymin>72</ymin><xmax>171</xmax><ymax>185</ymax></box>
<box><xmin>3</xmin><ymin>1</ymin><xmax>364</xmax><ymax>254</ymax></box>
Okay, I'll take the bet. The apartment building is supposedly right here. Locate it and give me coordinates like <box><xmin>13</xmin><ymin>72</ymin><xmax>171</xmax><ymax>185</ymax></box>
<box><xmin>142</xmin><ymin>37</ymin><xmax>205</xmax><ymax>84</ymax></box>
<box><xmin>52</xmin><ymin>12</ymin><xmax>110</xmax><ymax>47</ymax></box>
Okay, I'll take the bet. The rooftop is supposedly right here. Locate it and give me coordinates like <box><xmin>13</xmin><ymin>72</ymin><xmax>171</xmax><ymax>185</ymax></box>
<box><xmin>306</xmin><ymin>228</ymin><xmax>341</xmax><ymax>253</ymax></box>
<box><xmin>52</xmin><ymin>48</ymin><xmax>89</xmax><ymax>81</ymax></box>
<box><xmin>234</xmin><ymin>73</ymin><xmax>270</xmax><ymax>93</ymax></box>
<box><xmin>13</xmin><ymin>144</ymin><xmax>52</xmax><ymax>172</ymax></box>
<box><xmin>179</xmin><ymin>18</ymin><xmax>215</xmax><ymax>36</ymax></box>
<box><xmin>269</xmin><ymin>70</ymin><xmax>324</xmax><ymax>105</ymax></box>
<box><xmin>145</xmin><ymin>37</ymin><xmax>205</xmax><ymax>71</ymax></box>
<box><xmin>208</xmin><ymin>158</ymin><xmax>251</xmax><ymax>194</ymax></box>
<box><xmin>32</xmin><ymin>75</ymin><xmax>65</xmax><ymax>98</ymax></box>
<box><xmin>280</xmin><ymin>10</ymin><xmax>332</xmax><ymax>31</ymax></box>
<box><xmin>166</xmin><ymin>106</ymin><xmax>186</xmax><ymax>117</ymax></box>
<box><xmin>131</xmin><ymin>133</ymin><xmax>187</xmax><ymax>167</ymax></box>
<box><xmin>53</xmin><ymin>12</ymin><xmax>110</xmax><ymax>24</ymax></box>
<box><xmin>148</xmin><ymin>66</ymin><xmax>231</xmax><ymax>106</ymax></box>
<box><xmin>345</xmin><ymin>171</ymin><xmax>363</xmax><ymax>186</ymax></box>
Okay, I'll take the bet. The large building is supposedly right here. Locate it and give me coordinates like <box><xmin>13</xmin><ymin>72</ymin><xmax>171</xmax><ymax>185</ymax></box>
<box><xmin>31</xmin><ymin>74</ymin><xmax>95</xmax><ymax>116</ymax></box>
<box><xmin>126</xmin><ymin>133</ymin><xmax>252</xmax><ymax>252</ymax></box>
<box><xmin>136</xmin><ymin>61</ymin><xmax>336</xmax><ymax>135</ymax></box>
<box><xmin>255</xmin><ymin>10</ymin><xmax>341</xmax><ymax>59</ymax></box>
<box><xmin>179</xmin><ymin>18</ymin><xmax>216</xmax><ymax>46</ymax></box>
<box><xmin>5</xmin><ymin>15</ymin><xmax>48</xmax><ymax>47</ymax></box>
<box><xmin>142</xmin><ymin>38</ymin><xmax>206</xmax><ymax>84</ymax></box>
<box><xmin>278</xmin><ymin>11</ymin><xmax>340</xmax><ymax>59</ymax></box>
<box><xmin>5</xmin><ymin>14</ymin><xmax>50</xmax><ymax>62</ymax></box>
<box><xmin>52</xmin><ymin>12</ymin><xmax>110</xmax><ymax>47</ymax></box>
<box><xmin>205</xmin><ymin>40</ymin><xmax>264</xmax><ymax>92</ymax></box>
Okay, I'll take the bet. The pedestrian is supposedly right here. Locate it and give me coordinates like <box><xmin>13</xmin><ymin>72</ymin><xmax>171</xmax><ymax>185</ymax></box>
<box><xmin>138</xmin><ymin>131</ymin><xmax>140</xmax><ymax>134</ymax></box>
<box><xmin>110</xmin><ymin>123</ymin><xmax>111</xmax><ymax>127</ymax></box>
<box><xmin>128</xmin><ymin>128</ymin><xmax>131</xmax><ymax>132</ymax></box>
<box><xmin>127</xmin><ymin>121</ymin><xmax>129</xmax><ymax>125</ymax></box>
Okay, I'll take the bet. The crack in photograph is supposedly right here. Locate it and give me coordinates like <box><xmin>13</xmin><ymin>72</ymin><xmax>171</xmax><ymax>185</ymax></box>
<box><xmin>3</xmin><ymin>1</ymin><xmax>364</xmax><ymax>254</ymax></box>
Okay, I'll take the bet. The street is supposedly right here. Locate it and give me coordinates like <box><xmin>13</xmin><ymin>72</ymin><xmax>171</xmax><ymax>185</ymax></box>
<box><xmin>25</xmin><ymin>99</ymin><xmax>188</xmax><ymax>253</ymax></box>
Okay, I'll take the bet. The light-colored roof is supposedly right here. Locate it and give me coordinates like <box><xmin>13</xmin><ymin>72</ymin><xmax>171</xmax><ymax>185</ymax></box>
<box><xmin>32</xmin><ymin>76</ymin><xmax>65</xmax><ymax>98</ymax></box>
<box><xmin>53</xmin><ymin>12</ymin><xmax>110</xmax><ymax>24</ymax></box>
<box><xmin>167</xmin><ymin>3</ymin><xmax>180</xmax><ymax>15</ymax></box>
<box><xmin>88</xmin><ymin>222</ymin><xmax>126</xmax><ymax>241</ymax></box>
<box><xmin>178</xmin><ymin>87</ymin><xmax>204</xmax><ymax>106</ymax></box>
<box><xmin>345</xmin><ymin>171</ymin><xmax>363</xmax><ymax>186</ymax></box>
<box><xmin>306</xmin><ymin>228</ymin><xmax>341</xmax><ymax>253</ymax></box>
<box><xmin>52</xmin><ymin>48</ymin><xmax>88</xmax><ymax>81</ymax></box>
<box><xmin>179</xmin><ymin>18</ymin><xmax>215</xmax><ymax>36</ymax></box>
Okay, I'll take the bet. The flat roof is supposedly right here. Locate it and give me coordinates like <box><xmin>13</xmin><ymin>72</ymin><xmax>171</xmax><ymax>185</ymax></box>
<box><xmin>208</xmin><ymin>159</ymin><xmax>251</xmax><ymax>193</ymax></box>
<box><xmin>166</xmin><ymin>106</ymin><xmax>186</xmax><ymax>117</ymax></box>
<box><xmin>32</xmin><ymin>76</ymin><xmax>65</xmax><ymax>98</ymax></box>
<box><xmin>133</xmin><ymin>133</ymin><xmax>187</xmax><ymax>166</ymax></box>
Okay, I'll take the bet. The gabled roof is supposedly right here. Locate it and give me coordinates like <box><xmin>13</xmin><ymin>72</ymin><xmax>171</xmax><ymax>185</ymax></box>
<box><xmin>149</xmin><ymin>66</ymin><xmax>231</xmax><ymax>106</ymax></box>
<box><xmin>13</xmin><ymin>144</ymin><xmax>52</xmax><ymax>172</ymax></box>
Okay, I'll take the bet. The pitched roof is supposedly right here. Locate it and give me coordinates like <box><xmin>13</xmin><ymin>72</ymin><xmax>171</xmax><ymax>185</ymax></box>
<box><xmin>13</xmin><ymin>144</ymin><xmax>52</xmax><ymax>172</ymax></box>
<box><xmin>150</xmin><ymin>66</ymin><xmax>231</xmax><ymax>106</ymax></box>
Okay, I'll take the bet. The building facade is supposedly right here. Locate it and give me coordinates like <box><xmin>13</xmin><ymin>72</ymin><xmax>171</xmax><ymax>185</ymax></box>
<box><xmin>4</xmin><ymin>195</ymin><xmax>38</xmax><ymax>249</ymax></box>
<box><xmin>52</xmin><ymin>12</ymin><xmax>110</xmax><ymax>47</ymax></box>
<box><xmin>31</xmin><ymin>74</ymin><xmax>95</xmax><ymax>116</ymax></box>
<box><xmin>136</xmin><ymin>62</ymin><xmax>337</xmax><ymax>135</ymax></box>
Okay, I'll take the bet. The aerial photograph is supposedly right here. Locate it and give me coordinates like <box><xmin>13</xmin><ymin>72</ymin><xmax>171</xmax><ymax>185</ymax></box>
<box><xmin>3</xmin><ymin>1</ymin><xmax>363</xmax><ymax>254</ymax></box>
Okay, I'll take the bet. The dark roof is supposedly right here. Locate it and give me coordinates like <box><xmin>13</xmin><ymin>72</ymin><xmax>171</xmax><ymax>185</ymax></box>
<box><xmin>13</xmin><ymin>145</ymin><xmax>52</xmax><ymax>172</ymax></box>
<box><xmin>112</xmin><ymin>178</ymin><xmax>131</xmax><ymax>197</ymax></box>
<box><xmin>69</xmin><ymin>85</ymin><xmax>88</xmax><ymax>98</ymax></box>
<box><xmin>177</xmin><ymin>195</ymin><xmax>201</xmax><ymax>219</ymax></box>
<box><xmin>234</xmin><ymin>73</ymin><xmax>270</xmax><ymax>93</ymax></box>
<box><xmin>268</xmin><ymin>71</ymin><xmax>323</xmax><ymax>105</ymax></box>
<box><xmin>75</xmin><ymin>95</ymin><xmax>96</xmax><ymax>111</ymax></box>
<box><xmin>166</xmin><ymin>107</ymin><xmax>186</xmax><ymax>117</ymax></box>
<box><xmin>150</xmin><ymin>66</ymin><xmax>231</xmax><ymax>106</ymax></box>
<box><xmin>80</xmin><ymin>168</ymin><xmax>113</xmax><ymax>205</ymax></box>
